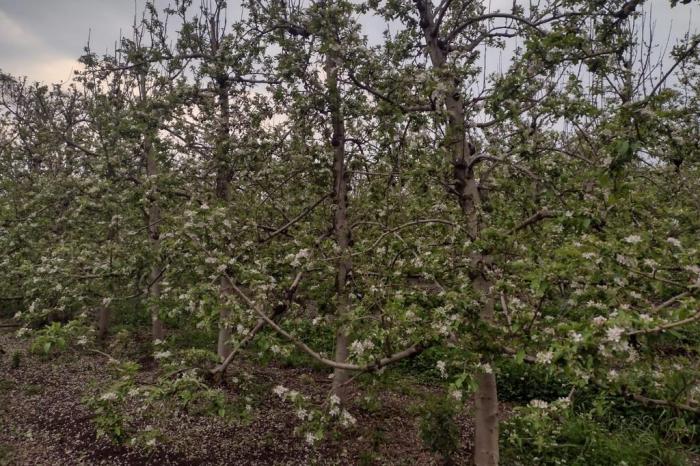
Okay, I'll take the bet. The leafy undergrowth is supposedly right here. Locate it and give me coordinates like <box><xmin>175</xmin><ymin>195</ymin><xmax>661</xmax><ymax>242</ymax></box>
<box><xmin>0</xmin><ymin>325</ymin><xmax>475</xmax><ymax>465</ymax></box>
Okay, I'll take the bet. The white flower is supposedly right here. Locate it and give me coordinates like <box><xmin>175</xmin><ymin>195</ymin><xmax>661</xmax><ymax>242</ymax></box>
<box><xmin>608</xmin><ymin>369</ymin><xmax>619</xmax><ymax>381</ymax></box>
<box><xmin>450</xmin><ymin>389</ymin><xmax>463</xmax><ymax>401</ymax></box>
<box><xmin>555</xmin><ymin>397</ymin><xmax>571</xmax><ymax>407</ymax></box>
<box><xmin>623</xmin><ymin>235</ymin><xmax>642</xmax><ymax>244</ymax></box>
<box><xmin>436</xmin><ymin>360</ymin><xmax>448</xmax><ymax>378</ymax></box>
<box><xmin>529</xmin><ymin>399</ymin><xmax>549</xmax><ymax>409</ymax></box>
<box><xmin>272</xmin><ymin>385</ymin><xmax>288</xmax><ymax>397</ymax></box>
<box><xmin>340</xmin><ymin>410</ymin><xmax>356</xmax><ymax>427</ymax></box>
<box><xmin>102</xmin><ymin>297</ymin><xmax>112</xmax><ymax>307</ymax></box>
<box><xmin>606</xmin><ymin>326</ymin><xmax>624</xmax><ymax>343</ymax></box>
<box><xmin>305</xmin><ymin>432</ymin><xmax>318</xmax><ymax>445</ymax></box>
<box><xmin>592</xmin><ymin>316</ymin><xmax>607</xmax><ymax>326</ymax></box>
<box><xmin>16</xmin><ymin>327</ymin><xmax>31</xmax><ymax>337</ymax></box>
<box><xmin>146</xmin><ymin>438</ymin><xmax>156</xmax><ymax>447</ymax></box>
<box><xmin>616</xmin><ymin>254</ymin><xmax>636</xmax><ymax>267</ymax></box>
<box><xmin>350</xmin><ymin>339</ymin><xmax>375</xmax><ymax>357</ymax></box>
<box><xmin>100</xmin><ymin>392</ymin><xmax>118</xmax><ymax>401</ymax></box>
<box><xmin>330</xmin><ymin>394</ymin><xmax>340</xmax><ymax>405</ymax></box>
<box><xmin>667</xmin><ymin>237</ymin><xmax>682</xmax><ymax>248</ymax></box>
<box><xmin>582</xmin><ymin>252</ymin><xmax>597</xmax><ymax>260</ymax></box>
<box><xmin>535</xmin><ymin>351</ymin><xmax>553</xmax><ymax>365</ymax></box>
<box><xmin>153</xmin><ymin>350</ymin><xmax>172</xmax><ymax>359</ymax></box>
<box><xmin>643</xmin><ymin>258</ymin><xmax>658</xmax><ymax>269</ymax></box>
<box><xmin>296</xmin><ymin>408</ymin><xmax>308</xmax><ymax>420</ymax></box>
<box><xmin>479</xmin><ymin>363</ymin><xmax>493</xmax><ymax>374</ymax></box>
<box><xmin>76</xmin><ymin>336</ymin><xmax>88</xmax><ymax>346</ymax></box>
<box><xmin>569</xmin><ymin>331</ymin><xmax>583</xmax><ymax>343</ymax></box>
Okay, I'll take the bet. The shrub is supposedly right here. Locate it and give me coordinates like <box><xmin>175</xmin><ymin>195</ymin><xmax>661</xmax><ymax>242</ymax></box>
<box><xmin>419</xmin><ymin>395</ymin><xmax>460</xmax><ymax>465</ymax></box>
<box><xmin>496</xmin><ymin>358</ymin><xmax>570</xmax><ymax>403</ymax></box>
<box><xmin>501</xmin><ymin>400</ymin><xmax>689</xmax><ymax>466</ymax></box>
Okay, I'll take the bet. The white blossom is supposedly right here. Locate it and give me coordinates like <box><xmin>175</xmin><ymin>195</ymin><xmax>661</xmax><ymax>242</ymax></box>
<box><xmin>529</xmin><ymin>399</ymin><xmax>549</xmax><ymax>409</ymax></box>
<box><xmin>592</xmin><ymin>316</ymin><xmax>607</xmax><ymax>326</ymax></box>
<box><xmin>667</xmin><ymin>237</ymin><xmax>682</xmax><ymax>248</ymax></box>
<box><xmin>623</xmin><ymin>235</ymin><xmax>642</xmax><ymax>244</ymax></box>
<box><xmin>100</xmin><ymin>392</ymin><xmax>118</xmax><ymax>401</ymax></box>
<box><xmin>153</xmin><ymin>350</ymin><xmax>172</xmax><ymax>359</ymax></box>
<box><xmin>272</xmin><ymin>385</ymin><xmax>288</xmax><ymax>398</ymax></box>
<box><xmin>479</xmin><ymin>363</ymin><xmax>493</xmax><ymax>374</ymax></box>
<box><xmin>436</xmin><ymin>360</ymin><xmax>448</xmax><ymax>378</ymax></box>
<box><xmin>606</xmin><ymin>326</ymin><xmax>624</xmax><ymax>342</ymax></box>
<box><xmin>305</xmin><ymin>432</ymin><xmax>319</xmax><ymax>445</ymax></box>
<box><xmin>340</xmin><ymin>410</ymin><xmax>357</xmax><ymax>427</ymax></box>
<box><xmin>350</xmin><ymin>339</ymin><xmax>375</xmax><ymax>357</ymax></box>
<box><xmin>535</xmin><ymin>351</ymin><xmax>553</xmax><ymax>365</ymax></box>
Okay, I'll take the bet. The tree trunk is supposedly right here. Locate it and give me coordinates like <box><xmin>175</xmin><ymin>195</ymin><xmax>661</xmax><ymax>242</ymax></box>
<box><xmin>217</xmin><ymin>276</ymin><xmax>233</xmax><ymax>360</ymax></box>
<box><xmin>474</xmin><ymin>371</ymin><xmax>499</xmax><ymax>466</ymax></box>
<box><xmin>214</xmin><ymin>69</ymin><xmax>233</xmax><ymax>361</ymax></box>
<box><xmin>139</xmin><ymin>73</ymin><xmax>166</xmax><ymax>343</ymax></box>
<box><xmin>412</xmin><ymin>1</ymin><xmax>500</xmax><ymax>462</ymax></box>
<box><xmin>325</xmin><ymin>46</ymin><xmax>352</xmax><ymax>401</ymax></box>
<box><xmin>97</xmin><ymin>305</ymin><xmax>109</xmax><ymax>340</ymax></box>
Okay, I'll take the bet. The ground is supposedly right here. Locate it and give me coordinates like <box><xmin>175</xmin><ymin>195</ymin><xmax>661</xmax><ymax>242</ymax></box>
<box><xmin>0</xmin><ymin>323</ymin><xmax>478</xmax><ymax>465</ymax></box>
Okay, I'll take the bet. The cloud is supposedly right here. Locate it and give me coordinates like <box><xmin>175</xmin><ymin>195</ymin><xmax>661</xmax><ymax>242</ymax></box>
<box><xmin>0</xmin><ymin>8</ymin><xmax>43</xmax><ymax>50</ymax></box>
<box><xmin>0</xmin><ymin>7</ymin><xmax>80</xmax><ymax>83</ymax></box>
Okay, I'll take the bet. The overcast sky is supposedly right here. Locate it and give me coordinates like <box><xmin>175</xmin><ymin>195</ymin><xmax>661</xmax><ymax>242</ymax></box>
<box><xmin>1</xmin><ymin>0</ymin><xmax>699</xmax><ymax>84</ymax></box>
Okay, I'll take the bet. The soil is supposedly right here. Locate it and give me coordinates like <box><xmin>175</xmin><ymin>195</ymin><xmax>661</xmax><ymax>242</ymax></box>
<box><xmin>0</xmin><ymin>324</ymin><xmax>478</xmax><ymax>465</ymax></box>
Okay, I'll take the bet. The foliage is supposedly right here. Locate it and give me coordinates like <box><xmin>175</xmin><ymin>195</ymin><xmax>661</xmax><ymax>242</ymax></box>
<box><xmin>29</xmin><ymin>320</ymin><xmax>92</xmax><ymax>356</ymax></box>
<box><xmin>502</xmin><ymin>400</ymin><xmax>690</xmax><ymax>466</ymax></box>
<box><xmin>1</xmin><ymin>0</ymin><xmax>700</xmax><ymax>461</ymax></box>
<box><xmin>419</xmin><ymin>395</ymin><xmax>461</xmax><ymax>464</ymax></box>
